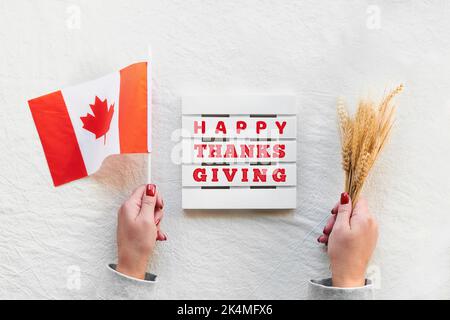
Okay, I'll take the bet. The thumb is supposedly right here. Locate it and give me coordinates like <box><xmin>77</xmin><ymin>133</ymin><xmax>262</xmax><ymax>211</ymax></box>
<box><xmin>140</xmin><ymin>184</ymin><xmax>157</xmax><ymax>220</ymax></box>
<box><xmin>335</xmin><ymin>192</ymin><xmax>352</xmax><ymax>229</ymax></box>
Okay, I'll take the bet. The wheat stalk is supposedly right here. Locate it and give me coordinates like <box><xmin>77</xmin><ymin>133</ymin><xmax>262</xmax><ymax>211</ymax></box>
<box><xmin>338</xmin><ymin>84</ymin><xmax>403</xmax><ymax>205</ymax></box>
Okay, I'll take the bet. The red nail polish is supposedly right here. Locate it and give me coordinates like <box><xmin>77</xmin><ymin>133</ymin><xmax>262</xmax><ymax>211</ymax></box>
<box><xmin>317</xmin><ymin>236</ymin><xmax>322</xmax><ymax>243</ymax></box>
<box><xmin>155</xmin><ymin>218</ymin><xmax>161</xmax><ymax>225</ymax></box>
<box><xmin>323</xmin><ymin>227</ymin><xmax>328</xmax><ymax>235</ymax></box>
<box><xmin>340</xmin><ymin>192</ymin><xmax>349</xmax><ymax>205</ymax></box>
<box><xmin>163</xmin><ymin>234</ymin><xmax>168</xmax><ymax>241</ymax></box>
<box><xmin>146</xmin><ymin>184</ymin><xmax>156</xmax><ymax>197</ymax></box>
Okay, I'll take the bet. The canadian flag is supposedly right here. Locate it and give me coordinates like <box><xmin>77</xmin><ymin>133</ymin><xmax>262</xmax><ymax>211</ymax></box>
<box><xmin>28</xmin><ymin>62</ymin><xmax>151</xmax><ymax>186</ymax></box>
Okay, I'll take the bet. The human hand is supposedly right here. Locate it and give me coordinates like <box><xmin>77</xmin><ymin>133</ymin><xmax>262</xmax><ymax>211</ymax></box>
<box><xmin>116</xmin><ymin>184</ymin><xmax>167</xmax><ymax>280</ymax></box>
<box><xmin>318</xmin><ymin>192</ymin><xmax>378</xmax><ymax>288</ymax></box>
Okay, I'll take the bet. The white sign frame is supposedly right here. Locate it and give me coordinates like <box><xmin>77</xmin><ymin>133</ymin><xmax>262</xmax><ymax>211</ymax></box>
<box><xmin>181</xmin><ymin>95</ymin><xmax>297</xmax><ymax>209</ymax></box>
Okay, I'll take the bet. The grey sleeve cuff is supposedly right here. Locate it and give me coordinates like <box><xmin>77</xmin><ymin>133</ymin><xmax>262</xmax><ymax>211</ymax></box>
<box><xmin>308</xmin><ymin>278</ymin><xmax>373</xmax><ymax>300</ymax></box>
<box><xmin>107</xmin><ymin>264</ymin><xmax>157</xmax><ymax>283</ymax></box>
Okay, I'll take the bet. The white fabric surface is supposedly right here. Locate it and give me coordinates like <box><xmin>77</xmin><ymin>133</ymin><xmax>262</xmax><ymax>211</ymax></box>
<box><xmin>0</xmin><ymin>0</ymin><xmax>449</xmax><ymax>299</ymax></box>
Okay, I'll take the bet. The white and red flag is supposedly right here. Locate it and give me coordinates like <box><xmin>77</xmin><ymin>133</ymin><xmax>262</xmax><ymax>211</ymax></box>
<box><xmin>28</xmin><ymin>62</ymin><xmax>151</xmax><ymax>186</ymax></box>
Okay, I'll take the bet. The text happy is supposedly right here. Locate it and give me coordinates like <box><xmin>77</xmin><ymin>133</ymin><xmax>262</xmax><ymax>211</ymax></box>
<box><xmin>193</xmin><ymin>120</ymin><xmax>287</xmax><ymax>135</ymax></box>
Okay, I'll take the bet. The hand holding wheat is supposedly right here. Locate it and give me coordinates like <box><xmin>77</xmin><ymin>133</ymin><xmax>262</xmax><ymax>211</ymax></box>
<box><xmin>338</xmin><ymin>84</ymin><xmax>404</xmax><ymax>205</ymax></box>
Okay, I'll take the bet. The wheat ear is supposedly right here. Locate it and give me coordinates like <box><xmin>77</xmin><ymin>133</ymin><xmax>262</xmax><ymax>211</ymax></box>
<box><xmin>338</xmin><ymin>84</ymin><xmax>403</xmax><ymax>205</ymax></box>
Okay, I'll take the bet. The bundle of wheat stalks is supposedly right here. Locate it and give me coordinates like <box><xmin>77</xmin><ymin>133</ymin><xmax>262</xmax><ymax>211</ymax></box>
<box><xmin>338</xmin><ymin>84</ymin><xmax>404</xmax><ymax>205</ymax></box>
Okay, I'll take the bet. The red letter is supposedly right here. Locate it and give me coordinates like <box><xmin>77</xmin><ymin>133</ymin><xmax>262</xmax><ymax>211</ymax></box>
<box><xmin>275</xmin><ymin>121</ymin><xmax>287</xmax><ymax>135</ymax></box>
<box><xmin>194</xmin><ymin>144</ymin><xmax>207</xmax><ymax>157</ymax></box>
<box><xmin>224</xmin><ymin>144</ymin><xmax>238</xmax><ymax>158</ymax></box>
<box><xmin>252</xmin><ymin>168</ymin><xmax>267</xmax><ymax>182</ymax></box>
<box><xmin>194</xmin><ymin>121</ymin><xmax>205</xmax><ymax>134</ymax></box>
<box><xmin>273</xmin><ymin>144</ymin><xmax>285</xmax><ymax>158</ymax></box>
<box><xmin>209</xmin><ymin>144</ymin><xmax>223</xmax><ymax>157</ymax></box>
<box><xmin>211</xmin><ymin>168</ymin><xmax>219</xmax><ymax>182</ymax></box>
<box><xmin>241</xmin><ymin>168</ymin><xmax>249</xmax><ymax>182</ymax></box>
<box><xmin>257</xmin><ymin>144</ymin><xmax>270</xmax><ymax>158</ymax></box>
<box><xmin>272</xmin><ymin>168</ymin><xmax>286</xmax><ymax>182</ymax></box>
<box><xmin>240</xmin><ymin>144</ymin><xmax>255</xmax><ymax>158</ymax></box>
<box><xmin>223</xmin><ymin>168</ymin><xmax>238</xmax><ymax>182</ymax></box>
<box><xmin>215</xmin><ymin>121</ymin><xmax>227</xmax><ymax>134</ymax></box>
<box><xmin>193</xmin><ymin>168</ymin><xmax>206</xmax><ymax>182</ymax></box>
<box><xmin>236</xmin><ymin>121</ymin><xmax>247</xmax><ymax>134</ymax></box>
<box><xmin>256</xmin><ymin>121</ymin><xmax>267</xmax><ymax>134</ymax></box>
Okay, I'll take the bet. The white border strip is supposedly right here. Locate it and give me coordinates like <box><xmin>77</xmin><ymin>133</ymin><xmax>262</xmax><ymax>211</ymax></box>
<box><xmin>182</xmin><ymin>95</ymin><xmax>297</xmax><ymax>115</ymax></box>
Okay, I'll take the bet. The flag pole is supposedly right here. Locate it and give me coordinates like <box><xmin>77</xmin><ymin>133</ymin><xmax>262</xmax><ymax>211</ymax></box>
<box><xmin>147</xmin><ymin>45</ymin><xmax>152</xmax><ymax>184</ymax></box>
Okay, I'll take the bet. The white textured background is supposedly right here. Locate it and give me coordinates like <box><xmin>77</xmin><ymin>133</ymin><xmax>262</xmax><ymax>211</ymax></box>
<box><xmin>1</xmin><ymin>0</ymin><xmax>449</xmax><ymax>299</ymax></box>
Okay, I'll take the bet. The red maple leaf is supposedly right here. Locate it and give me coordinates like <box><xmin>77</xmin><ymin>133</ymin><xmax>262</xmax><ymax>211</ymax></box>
<box><xmin>80</xmin><ymin>96</ymin><xmax>114</xmax><ymax>145</ymax></box>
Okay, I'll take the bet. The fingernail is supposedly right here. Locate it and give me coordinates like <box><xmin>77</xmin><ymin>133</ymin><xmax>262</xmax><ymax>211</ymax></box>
<box><xmin>323</xmin><ymin>227</ymin><xmax>329</xmax><ymax>235</ymax></box>
<box><xmin>146</xmin><ymin>184</ymin><xmax>156</xmax><ymax>197</ymax></box>
<box><xmin>340</xmin><ymin>192</ymin><xmax>349</xmax><ymax>205</ymax></box>
<box><xmin>155</xmin><ymin>218</ymin><xmax>160</xmax><ymax>225</ymax></box>
<box><xmin>163</xmin><ymin>234</ymin><xmax>168</xmax><ymax>241</ymax></box>
<box><xmin>317</xmin><ymin>235</ymin><xmax>322</xmax><ymax>243</ymax></box>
